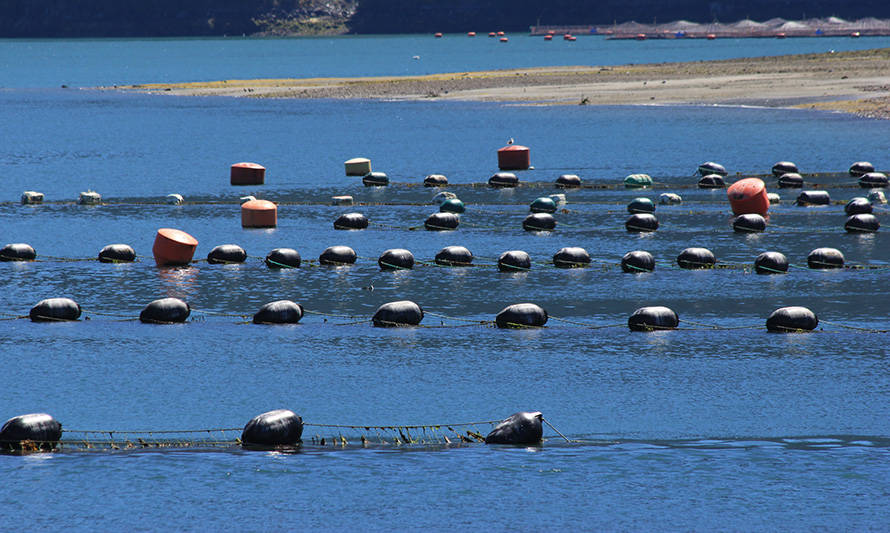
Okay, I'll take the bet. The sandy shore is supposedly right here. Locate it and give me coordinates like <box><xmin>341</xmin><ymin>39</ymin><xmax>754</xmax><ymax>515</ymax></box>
<box><xmin>113</xmin><ymin>47</ymin><xmax>890</xmax><ymax>118</ymax></box>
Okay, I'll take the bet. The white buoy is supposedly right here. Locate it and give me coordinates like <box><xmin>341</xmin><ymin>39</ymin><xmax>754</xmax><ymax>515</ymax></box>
<box><xmin>658</xmin><ymin>193</ymin><xmax>682</xmax><ymax>205</ymax></box>
<box><xmin>331</xmin><ymin>195</ymin><xmax>354</xmax><ymax>206</ymax></box>
<box><xmin>548</xmin><ymin>193</ymin><xmax>566</xmax><ymax>206</ymax></box>
<box><xmin>165</xmin><ymin>193</ymin><xmax>184</xmax><ymax>205</ymax></box>
<box><xmin>78</xmin><ymin>191</ymin><xmax>101</xmax><ymax>205</ymax></box>
<box><xmin>344</xmin><ymin>157</ymin><xmax>372</xmax><ymax>176</ymax></box>
<box><xmin>868</xmin><ymin>190</ymin><xmax>887</xmax><ymax>204</ymax></box>
<box><xmin>240</xmin><ymin>195</ymin><xmax>257</xmax><ymax>204</ymax></box>
<box><xmin>431</xmin><ymin>191</ymin><xmax>457</xmax><ymax>204</ymax></box>
<box><xmin>21</xmin><ymin>191</ymin><xmax>44</xmax><ymax>205</ymax></box>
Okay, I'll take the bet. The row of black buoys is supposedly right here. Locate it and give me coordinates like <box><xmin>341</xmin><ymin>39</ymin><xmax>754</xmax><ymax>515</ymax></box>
<box><xmin>1</xmin><ymin>243</ymin><xmax>36</xmax><ymax>261</ymax></box>
<box><xmin>808</xmin><ymin>247</ymin><xmax>844</xmax><ymax>269</ymax></box>
<box><xmin>489</xmin><ymin>172</ymin><xmax>518</xmax><ymax>188</ymax></box>
<box><xmin>628</xmin><ymin>306</ymin><xmax>679</xmax><ymax>331</ymax></box>
<box><xmin>626</xmin><ymin>213</ymin><xmax>658</xmax><ymax>232</ymax></box>
<box><xmin>0</xmin><ymin>413</ymin><xmax>62</xmax><ymax>451</ymax></box>
<box><xmin>241</xmin><ymin>409</ymin><xmax>303</xmax><ymax>449</ymax></box>
<box><xmin>523</xmin><ymin>213</ymin><xmax>556</xmax><ymax>231</ymax></box>
<box><xmin>484</xmin><ymin>412</ymin><xmax>543</xmax><ymax>444</ymax></box>
<box><xmin>498</xmin><ymin>250</ymin><xmax>531</xmax><ymax>271</ymax></box>
<box><xmin>845</xmin><ymin>197</ymin><xmax>872</xmax><ymax>215</ymax></box>
<box><xmin>425</xmin><ymin>212</ymin><xmax>460</xmax><ymax>231</ymax></box>
<box><xmin>754</xmin><ymin>251</ymin><xmax>789</xmax><ymax>274</ymax></box>
<box><xmin>334</xmin><ymin>212</ymin><xmax>369</xmax><ymax>230</ymax></box>
<box><xmin>253</xmin><ymin>300</ymin><xmax>303</xmax><ymax>324</ymax></box>
<box><xmin>495</xmin><ymin>303</ymin><xmax>548</xmax><ymax>328</ymax></box>
<box><xmin>845</xmin><ymin>214</ymin><xmax>880</xmax><ymax>232</ymax></box>
<box><xmin>771</xmin><ymin>161</ymin><xmax>798</xmax><ymax>177</ymax></box>
<box><xmin>621</xmin><ymin>250</ymin><xmax>655</xmax><ymax>273</ymax></box>
<box><xmin>556</xmin><ymin>174</ymin><xmax>581</xmax><ymax>188</ymax></box>
<box><xmin>553</xmin><ymin>247</ymin><xmax>590</xmax><ymax>268</ymax></box>
<box><xmin>859</xmin><ymin>172</ymin><xmax>888</xmax><ymax>188</ymax></box>
<box><xmin>777</xmin><ymin>173</ymin><xmax>804</xmax><ymax>188</ymax></box>
<box><xmin>98</xmin><ymin>244</ymin><xmax>136</xmax><ymax>263</ymax></box>
<box><xmin>698</xmin><ymin>161</ymin><xmax>727</xmax><ymax>176</ymax></box>
<box><xmin>30</xmin><ymin>298</ymin><xmax>81</xmax><ymax>322</ymax></box>
<box><xmin>766</xmin><ymin>306</ymin><xmax>818</xmax><ymax>332</ymax></box>
<box><xmin>373</xmin><ymin>300</ymin><xmax>424</xmax><ymax>327</ymax></box>
<box><xmin>850</xmin><ymin>161</ymin><xmax>875</xmax><ymax>177</ymax></box>
<box><xmin>732</xmin><ymin>213</ymin><xmax>767</xmax><ymax>233</ymax></box>
<box><xmin>320</xmin><ymin>245</ymin><xmax>357</xmax><ymax>265</ymax></box>
<box><xmin>424</xmin><ymin>174</ymin><xmax>448</xmax><ymax>187</ymax></box>
<box><xmin>677</xmin><ymin>247</ymin><xmax>716</xmax><ymax>269</ymax></box>
<box><xmin>208</xmin><ymin>244</ymin><xmax>246</xmax><ymax>264</ymax></box>
<box><xmin>796</xmin><ymin>190</ymin><xmax>830</xmax><ymax>206</ymax></box>
<box><xmin>627</xmin><ymin>197</ymin><xmax>655</xmax><ymax>214</ymax></box>
<box><xmin>435</xmin><ymin>246</ymin><xmax>473</xmax><ymax>266</ymax></box>
<box><xmin>530</xmin><ymin>197</ymin><xmax>558</xmax><ymax>213</ymax></box>
<box><xmin>698</xmin><ymin>174</ymin><xmax>726</xmax><ymax>188</ymax></box>
<box><xmin>379</xmin><ymin>248</ymin><xmax>414</xmax><ymax>270</ymax></box>
<box><xmin>140</xmin><ymin>297</ymin><xmax>190</xmax><ymax>323</ymax></box>
<box><xmin>362</xmin><ymin>171</ymin><xmax>389</xmax><ymax>186</ymax></box>
<box><xmin>266</xmin><ymin>248</ymin><xmax>301</xmax><ymax>268</ymax></box>
<box><xmin>439</xmin><ymin>198</ymin><xmax>465</xmax><ymax>213</ymax></box>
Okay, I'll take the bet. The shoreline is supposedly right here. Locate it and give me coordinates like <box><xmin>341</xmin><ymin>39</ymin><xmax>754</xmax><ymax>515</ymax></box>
<box><xmin>112</xmin><ymin>48</ymin><xmax>890</xmax><ymax>118</ymax></box>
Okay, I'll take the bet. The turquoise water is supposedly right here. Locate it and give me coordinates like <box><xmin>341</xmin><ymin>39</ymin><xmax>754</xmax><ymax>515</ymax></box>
<box><xmin>2</xmin><ymin>38</ymin><xmax>890</xmax><ymax>530</ymax></box>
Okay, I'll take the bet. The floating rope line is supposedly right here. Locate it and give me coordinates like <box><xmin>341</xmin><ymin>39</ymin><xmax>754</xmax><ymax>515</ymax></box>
<box><xmin>818</xmin><ymin>319</ymin><xmax>890</xmax><ymax>333</ymax></box>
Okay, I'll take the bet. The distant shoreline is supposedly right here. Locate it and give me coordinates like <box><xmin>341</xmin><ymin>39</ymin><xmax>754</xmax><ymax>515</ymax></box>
<box><xmin>112</xmin><ymin>48</ymin><xmax>890</xmax><ymax>119</ymax></box>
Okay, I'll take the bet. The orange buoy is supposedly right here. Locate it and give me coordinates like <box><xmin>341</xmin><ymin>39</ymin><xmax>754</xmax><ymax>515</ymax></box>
<box><xmin>152</xmin><ymin>228</ymin><xmax>198</xmax><ymax>267</ymax></box>
<box><xmin>567</xmin><ymin>36</ymin><xmax>577</xmax><ymax>41</ymax></box>
<box><xmin>488</xmin><ymin>32</ymin><xmax>496</xmax><ymax>37</ymax></box>
<box><xmin>776</xmin><ymin>32</ymin><xmax>786</xmax><ymax>39</ymax></box>
<box><xmin>851</xmin><ymin>32</ymin><xmax>861</xmax><ymax>38</ymax></box>
<box><xmin>497</xmin><ymin>31</ymin><xmax>505</xmax><ymax>36</ymax></box>
<box><xmin>544</xmin><ymin>35</ymin><xmax>553</xmax><ymax>41</ymax></box>
<box><xmin>241</xmin><ymin>199</ymin><xmax>277</xmax><ymax>228</ymax></box>
<box><xmin>727</xmin><ymin>178</ymin><xmax>769</xmax><ymax>216</ymax></box>
<box><xmin>706</xmin><ymin>33</ymin><xmax>717</xmax><ymax>40</ymax></box>
<box><xmin>635</xmin><ymin>33</ymin><xmax>646</xmax><ymax>40</ymax></box>
<box><xmin>498</xmin><ymin>144</ymin><xmax>530</xmax><ymax>170</ymax></box>
<box><xmin>499</xmin><ymin>37</ymin><xmax>508</xmax><ymax>42</ymax></box>
<box><xmin>230</xmin><ymin>162</ymin><xmax>265</xmax><ymax>186</ymax></box>
<box><xmin>434</xmin><ymin>32</ymin><xmax>443</xmax><ymax>38</ymax></box>
<box><xmin>563</xmin><ymin>33</ymin><xmax>572</xmax><ymax>40</ymax></box>
<box><xmin>467</xmin><ymin>32</ymin><xmax>476</xmax><ymax>37</ymax></box>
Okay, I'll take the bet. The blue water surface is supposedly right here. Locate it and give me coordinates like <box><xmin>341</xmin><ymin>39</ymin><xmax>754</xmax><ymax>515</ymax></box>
<box><xmin>2</xmin><ymin>37</ymin><xmax>890</xmax><ymax>530</ymax></box>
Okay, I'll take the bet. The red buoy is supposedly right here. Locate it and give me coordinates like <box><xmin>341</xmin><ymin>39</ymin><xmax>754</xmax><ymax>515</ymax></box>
<box><xmin>498</xmin><ymin>144</ymin><xmax>530</xmax><ymax>170</ymax></box>
<box><xmin>567</xmin><ymin>36</ymin><xmax>577</xmax><ymax>41</ymax></box>
<box><xmin>152</xmin><ymin>228</ymin><xmax>198</xmax><ymax>267</ymax></box>
<box><xmin>499</xmin><ymin>37</ymin><xmax>508</xmax><ymax>42</ymax></box>
<box><xmin>241</xmin><ymin>199</ymin><xmax>277</xmax><ymax>228</ymax></box>
<box><xmin>635</xmin><ymin>33</ymin><xmax>647</xmax><ymax>40</ymax></box>
<box><xmin>706</xmin><ymin>33</ymin><xmax>717</xmax><ymax>40</ymax></box>
<box><xmin>467</xmin><ymin>32</ymin><xmax>476</xmax><ymax>37</ymax></box>
<box><xmin>563</xmin><ymin>33</ymin><xmax>572</xmax><ymax>40</ymax></box>
<box><xmin>230</xmin><ymin>162</ymin><xmax>265</xmax><ymax>186</ymax></box>
<box><xmin>488</xmin><ymin>32</ymin><xmax>496</xmax><ymax>37</ymax></box>
<box><xmin>544</xmin><ymin>35</ymin><xmax>553</xmax><ymax>41</ymax></box>
<box><xmin>497</xmin><ymin>31</ymin><xmax>505</xmax><ymax>36</ymax></box>
<box><xmin>727</xmin><ymin>178</ymin><xmax>769</xmax><ymax>216</ymax></box>
<box><xmin>434</xmin><ymin>32</ymin><xmax>443</xmax><ymax>38</ymax></box>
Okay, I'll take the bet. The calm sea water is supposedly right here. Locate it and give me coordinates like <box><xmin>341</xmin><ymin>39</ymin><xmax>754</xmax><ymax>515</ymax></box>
<box><xmin>2</xmin><ymin>37</ymin><xmax>890</xmax><ymax>530</ymax></box>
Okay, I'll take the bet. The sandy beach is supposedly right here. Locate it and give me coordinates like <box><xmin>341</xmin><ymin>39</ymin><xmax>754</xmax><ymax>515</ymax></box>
<box><xmin>116</xmin><ymin>47</ymin><xmax>890</xmax><ymax>118</ymax></box>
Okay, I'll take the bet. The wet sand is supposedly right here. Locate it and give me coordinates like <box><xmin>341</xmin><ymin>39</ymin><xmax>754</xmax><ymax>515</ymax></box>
<box><xmin>113</xmin><ymin>48</ymin><xmax>890</xmax><ymax>118</ymax></box>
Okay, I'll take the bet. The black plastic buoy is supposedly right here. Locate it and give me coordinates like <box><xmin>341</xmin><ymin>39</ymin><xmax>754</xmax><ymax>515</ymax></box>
<box><xmin>621</xmin><ymin>250</ymin><xmax>655</xmax><ymax>273</ymax></box>
<box><xmin>0</xmin><ymin>243</ymin><xmax>36</xmax><ymax>262</ymax></box>
<box><xmin>553</xmin><ymin>247</ymin><xmax>590</xmax><ymax>268</ymax></box>
<box><xmin>484</xmin><ymin>412</ymin><xmax>543</xmax><ymax>444</ymax></box>
<box><xmin>771</xmin><ymin>161</ymin><xmax>798</xmax><ymax>177</ymax></box>
<box><xmin>777</xmin><ymin>172</ymin><xmax>804</xmax><ymax>188</ymax></box>
<box><xmin>265</xmin><ymin>248</ymin><xmax>301</xmax><ymax>268</ymax></box>
<box><xmin>372</xmin><ymin>300</ymin><xmax>424</xmax><ymax>327</ymax></box>
<box><xmin>807</xmin><ymin>247</ymin><xmax>844</xmax><ymax>269</ymax></box>
<box><xmin>495</xmin><ymin>303</ymin><xmax>548</xmax><ymax>328</ymax></box>
<box><xmin>425</xmin><ymin>212</ymin><xmax>460</xmax><ymax>231</ymax></box>
<box><xmin>423</xmin><ymin>174</ymin><xmax>448</xmax><ymax>187</ymax></box>
<box><xmin>253</xmin><ymin>300</ymin><xmax>304</xmax><ymax>324</ymax></box>
<box><xmin>845</xmin><ymin>214</ymin><xmax>880</xmax><ymax>233</ymax></box>
<box><xmin>207</xmin><ymin>244</ymin><xmax>246</xmax><ymax>264</ymax></box>
<box><xmin>498</xmin><ymin>250</ymin><xmax>531</xmax><ymax>272</ymax></box>
<box><xmin>0</xmin><ymin>413</ymin><xmax>62</xmax><ymax>451</ymax></box>
<box><xmin>849</xmin><ymin>161</ymin><xmax>875</xmax><ymax>177</ymax></box>
<box><xmin>139</xmin><ymin>297</ymin><xmax>190</xmax><ymax>324</ymax></box>
<box><xmin>98</xmin><ymin>244</ymin><xmax>136</xmax><ymax>263</ymax></box>
<box><xmin>435</xmin><ymin>245</ymin><xmax>473</xmax><ymax>266</ymax></box>
<box><xmin>698</xmin><ymin>161</ymin><xmax>727</xmax><ymax>176</ymax></box>
<box><xmin>489</xmin><ymin>172</ymin><xmax>519</xmax><ymax>188</ymax></box>
<box><xmin>754</xmin><ymin>251</ymin><xmax>788</xmax><ymax>274</ymax></box>
<box><xmin>523</xmin><ymin>213</ymin><xmax>556</xmax><ymax>232</ymax></box>
<box><xmin>677</xmin><ymin>247</ymin><xmax>716</xmax><ymax>269</ymax></box>
<box><xmin>627</xmin><ymin>197</ymin><xmax>656</xmax><ymax>214</ymax></box>
<box><xmin>796</xmin><ymin>190</ymin><xmax>830</xmax><ymax>206</ymax></box>
<box><xmin>378</xmin><ymin>248</ymin><xmax>414</xmax><ymax>270</ymax></box>
<box><xmin>241</xmin><ymin>409</ymin><xmax>303</xmax><ymax>448</ymax></box>
<box><xmin>29</xmin><ymin>298</ymin><xmax>81</xmax><ymax>322</ymax></box>
<box><xmin>859</xmin><ymin>172</ymin><xmax>888</xmax><ymax>188</ymax></box>
<box><xmin>628</xmin><ymin>306</ymin><xmax>679</xmax><ymax>331</ymax></box>
<box><xmin>626</xmin><ymin>213</ymin><xmax>659</xmax><ymax>232</ymax></box>
<box><xmin>362</xmin><ymin>171</ymin><xmax>389</xmax><ymax>186</ymax></box>
<box><xmin>766</xmin><ymin>306</ymin><xmax>818</xmax><ymax>332</ymax></box>
<box><xmin>333</xmin><ymin>212</ymin><xmax>369</xmax><ymax>230</ymax></box>
<box><xmin>319</xmin><ymin>245</ymin><xmax>357</xmax><ymax>265</ymax></box>
<box><xmin>555</xmin><ymin>174</ymin><xmax>581</xmax><ymax>188</ymax></box>
<box><xmin>698</xmin><ymin>174</ymin><xmax>726</xmax><ymax>188</ymax></box>
<box><xmin>732</xmin><ymin>213</ymin><xmax>767</xmax><ymax>233</ymax></box>
<box><xmin>845</xmin><ymin>197</ymin><xmax>873</xmax><ymax>216</ymax></box>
